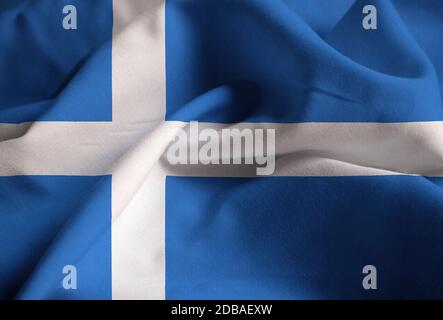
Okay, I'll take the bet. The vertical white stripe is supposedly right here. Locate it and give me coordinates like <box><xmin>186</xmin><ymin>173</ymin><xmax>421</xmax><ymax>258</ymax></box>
<box><xmin>112</xmin><ymin>0</ymin><xmax>166</xmax><ymax>299</ymax></box>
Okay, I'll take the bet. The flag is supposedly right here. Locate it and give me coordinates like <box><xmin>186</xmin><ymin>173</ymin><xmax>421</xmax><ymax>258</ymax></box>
<box><xmin>1</xmin><ymin>0</ymin><xmax>443</xmax><ymax>300</ymax></box>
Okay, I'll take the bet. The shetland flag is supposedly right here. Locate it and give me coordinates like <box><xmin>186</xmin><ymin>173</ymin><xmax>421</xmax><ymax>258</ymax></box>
<box><xmin>1</xmin><ymin>0</ymin><xmax>443</xmax><ymax>300</ymax></box>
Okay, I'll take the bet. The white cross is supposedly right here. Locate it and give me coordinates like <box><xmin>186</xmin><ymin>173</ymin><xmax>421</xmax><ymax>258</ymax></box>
<box><xmin>1</xmin><ymin>0</ymin><xmax>442</xmax><ymax>300</ymax></box>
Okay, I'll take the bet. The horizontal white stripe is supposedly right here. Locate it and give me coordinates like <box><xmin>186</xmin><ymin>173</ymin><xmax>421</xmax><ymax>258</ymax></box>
<box><xmin>160</xmin><ymin>121</ymin><xmax>443</xmax><ymax>177</ymax></box>
<box><xmin>1</xmin><ymin>121</ymin><xmax>443</xmax><ymax>177</ymax></box>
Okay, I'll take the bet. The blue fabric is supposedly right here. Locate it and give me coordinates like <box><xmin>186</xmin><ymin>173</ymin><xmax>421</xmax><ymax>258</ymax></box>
<box><xmin>0</xmin><ymin>0</ymin><xmax>113</xmax><ymax>123</ymax></box>
<box><xmin>0</xmin><ymin>176</ymin><xmax>112</xmax><ymax>300</ymax></box>
<box><xmin>164</xmin><ymin>0</ymin><xmax>443</xmax><ymax>298</ymax></box>
<box><xmin>166</xmin><ymin>0</ymin><xmax>443</xmax><ymax>123</ymax></box>
<box><xmin>2</xmin><ymin>0</ymin><xmax>443</xmax><ymax>300</ymax></box>
<box><xmin>166</xmin><ymin>176</ymin><xmax>443</xmax><ymax>299</ymax></box>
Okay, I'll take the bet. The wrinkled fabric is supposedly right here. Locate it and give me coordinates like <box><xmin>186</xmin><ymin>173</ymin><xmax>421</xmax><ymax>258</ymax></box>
<box><xmin>1</xmin><ymin>0</ymin><xmax>443</xmax><ymax>300</ymax></box>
